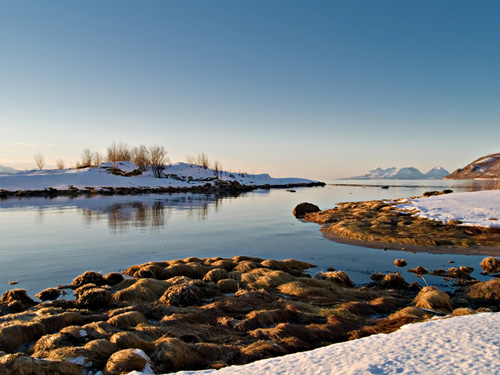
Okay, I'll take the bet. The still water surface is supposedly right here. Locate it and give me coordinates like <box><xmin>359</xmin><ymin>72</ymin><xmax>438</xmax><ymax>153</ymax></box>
<box><xmin>0</xmin><ymin>180</ymin><xmax>495</xmax><ymax>296</ymax></box>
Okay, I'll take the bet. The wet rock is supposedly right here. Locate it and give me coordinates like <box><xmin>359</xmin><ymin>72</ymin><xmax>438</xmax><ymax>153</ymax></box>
<box><xmin>0</xmin><ymin>288</ymin><xmax>35</xmax><ymax>307</ymax></box>
<box><xmin>71</xmin><ymin>271</ymin><xmax>105</xmax><ymax>288</ymax></box>
<box><xmin>393</xmin><ymin>259</ymin><xmax>407</xmax><ymax>267</ymax></box>
<box><xmin>160</xmin><ymin>284</ymin><xmax>204</xmax><ymax>307</ymax></box>
<box><xmin>76</xmin><ymin>288</ymin><xmax>112</xmax><ymax>310</ymax></box>
<box><xmin>292</xmin><ymin>202</ymin><xmax>320</xmax><ymax>218</ymax></box>
<box><xmin>36</xmin><ymin>288</ymin><xmax>61</xmax><ymax>301</ymax></box>
<box><xmin>104</xmin><ymin>272</ymin><xmax>125</xmax><ymax>286</ymax></box>
<box><xmin>480</xmin><ymin>257</ymin><xmax>500</xmax><ymax>274</ymax></box>
<box><xmin>407</xmin><ymin>266</ymin><xmax>429</xmax><ymax>275</ymax></box>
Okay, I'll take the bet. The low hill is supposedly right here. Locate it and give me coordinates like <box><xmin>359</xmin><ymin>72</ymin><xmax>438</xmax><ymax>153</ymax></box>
<box><xmin>0</xmin><ymin>165</ymin><xmax>19</xmax><ymax>173</ymax></box>
<box><xmin>444</xmin><ymin>153</ymin><xmax>500</xmax><ymax>179</ymax></box>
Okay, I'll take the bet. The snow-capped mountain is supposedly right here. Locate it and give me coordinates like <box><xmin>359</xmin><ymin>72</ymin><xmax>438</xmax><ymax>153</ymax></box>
<box><xmin>423</xmin><ymin>166</ymin><xmax>450</xmax><ymax>179</ymax></box>
<box><xmin>444</xmin><ymin>153</ymin><xmax>500</xmax><ymax>179</ymax></box>
<box><xmin>0</xmin><ymin>165</ymin><xmax>19</xmax><ymax>174</ymax></box>
<box><xmin>346</xmin><ymin>166</ymin><xmax>449</xmax><ymax>180</ymax></box>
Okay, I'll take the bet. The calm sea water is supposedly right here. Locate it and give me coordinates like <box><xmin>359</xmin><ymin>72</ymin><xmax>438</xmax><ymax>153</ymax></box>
<box><xmin>0</xmin><ymin>179</ymin><xmax>495</xmax><ymax>296</ymax></box>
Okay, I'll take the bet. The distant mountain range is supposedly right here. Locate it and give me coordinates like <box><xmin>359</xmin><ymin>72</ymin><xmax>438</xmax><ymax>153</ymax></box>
<box><xmin>444</xmin><ymin>153</ymin><xmax>500</xmax><ymax>179</ymax></box>
<box><xmin>345</xmin><ymin>166</ymin><xmax>450</xmax><ymax>180</ymax></box>
<box><xmin>0</xmin><ymin>165</ymin><xmax>19</xmax><ymax>173</ymax></box>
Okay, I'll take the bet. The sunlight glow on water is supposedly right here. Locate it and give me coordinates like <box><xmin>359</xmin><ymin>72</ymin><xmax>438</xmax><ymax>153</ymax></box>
<box><xmin>0</xmin><ymin>180</ymin><xmax>494</xmax><ymax>296</ymax></box>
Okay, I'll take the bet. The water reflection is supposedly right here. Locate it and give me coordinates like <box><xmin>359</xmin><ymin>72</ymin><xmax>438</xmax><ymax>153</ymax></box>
<box><xmin>76</xmin><ymin>194</ymin><xmax>227</xmax><ymax>231</ymax></box>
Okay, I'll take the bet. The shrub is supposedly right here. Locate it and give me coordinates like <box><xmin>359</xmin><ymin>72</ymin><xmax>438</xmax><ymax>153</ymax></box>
<box><xmin>34</xmin><ymin>152</ymin><xmax>45</xmax><ymax>170</ymax></box>
<box><xmin>149</xmin><ymin>144</ymin><xmax>169</xmax><ymax>178</ymax></box>
<box><xmin>132</xmin><ymin>145</ymin><xmax>150</xmax><ymax>172</ymax></box>
<box><xmin>56</xmin><ymin>159</ymin><xmax>65</xmax><ymax>170</ymax></box>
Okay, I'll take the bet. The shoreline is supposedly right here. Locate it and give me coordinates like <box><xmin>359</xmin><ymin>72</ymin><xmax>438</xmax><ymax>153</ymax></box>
<box><xmin>320</xmin><ymin>231</ymin><xmax>500</xmax><ymax>256</ymax></box>
<box><xmin>0</xmin><ymin>181</ymin><xmax>325</xmax><ymax>199</ymax></box>
<box><xmin>304</xmin><ymin>193</ymin><xmax>500</xmax><ymax>254</ymax></box>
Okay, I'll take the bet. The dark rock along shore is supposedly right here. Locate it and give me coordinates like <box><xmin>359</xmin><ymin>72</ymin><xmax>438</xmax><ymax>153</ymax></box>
<box><xmin>1</xmin><ymin>255</ymin><xmax>499</xmax><ymax>375</ymax></box>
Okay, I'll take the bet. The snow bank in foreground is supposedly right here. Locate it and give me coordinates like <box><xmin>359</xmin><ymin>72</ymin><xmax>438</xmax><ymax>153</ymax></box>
<box><xmin>397</xmin><ymin>190</ymin><xmax>500</xmax><ymax>228</ymax></box>
<box><xmin>170</xmin><ymin>313</ymin><xmax>499</xmax><ymax>375</ymax></box>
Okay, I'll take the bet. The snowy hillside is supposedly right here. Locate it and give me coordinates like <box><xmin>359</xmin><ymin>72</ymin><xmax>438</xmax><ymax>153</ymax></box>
<box><xmin>444</xmin><ymin>153</ymin><xmax>500</xmax><ymax>179</ymax></box>
<box><xmin>0</xmin><ymin>162</ymin><xmax>320</xmax><ymax>193</ymax></box>
<box><xmin>0</xmin><ymin>165</ymin><xmax>19</xmax><ymax>174</ymax></box>
<box><xmin>346</xmin><ymin>166</ymin><xmax>449</xmax><ymax>180</ymax></box>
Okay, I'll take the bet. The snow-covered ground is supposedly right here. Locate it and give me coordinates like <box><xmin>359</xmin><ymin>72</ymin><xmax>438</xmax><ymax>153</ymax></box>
<box><xmin>122</xmin><ymin>312</ymin><xmax>500</xmax><ymax>375</ymax></box>
<box><xmin>0</xmin><ymin>162</ymin><xmax>316</xmax><ymax>191</ymax></box>
<box><xmin>397</xmin><ymin>190</ymin><xmax>500</xmax><ymax>228</ymax></box>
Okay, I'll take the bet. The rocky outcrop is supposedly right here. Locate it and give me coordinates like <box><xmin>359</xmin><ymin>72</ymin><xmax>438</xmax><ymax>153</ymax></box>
<box><xmin>292</xmin><ymin>202</ymin><xmax>320</xmax><ymax>218</ymax></box>
<box><xmin>444</xmin><ymin>153</ymin><xmax>500</xmax><ymax>179</ymax></box>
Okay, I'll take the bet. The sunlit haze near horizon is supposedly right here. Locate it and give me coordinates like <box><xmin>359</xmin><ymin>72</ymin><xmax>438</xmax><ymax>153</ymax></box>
<box><xmin>1</xmin><ymin>1</ymin><xmax>499</xmax><ymax>179</ymax></box>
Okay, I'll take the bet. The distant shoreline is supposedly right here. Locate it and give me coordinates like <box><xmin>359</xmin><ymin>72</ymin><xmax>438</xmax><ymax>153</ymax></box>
<box><xmin>0</xmin><ymin>181</ymin><xmax>325</xmax><ymax>199</ymax></box>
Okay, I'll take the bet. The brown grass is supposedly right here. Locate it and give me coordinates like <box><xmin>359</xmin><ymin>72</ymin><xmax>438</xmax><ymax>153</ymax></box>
<box><xmin>107</xmin><ymin>311</ymin><xmax>149</xmax><ymax>329</ymax></box>
<box><xmin>480</xmin><ymin>257</ymin><xmax>500</xmax><ymax>273</ymax></box>
<box><xmin>37</xmin><ymin>312</ymin><xmax>87</xmax><ymax>333</ymax></box>
<box><xmin>206</xmin><ymin>258</ymin><xmax>235</xmax><ymax>270</ymax></box>
<box><xmin>233</xmin><ymin>261</ymin><xmax>260</xmax><ymax>273</ymax></box>
<box><xmin>104</xmin><ymin>272</ymin><xmax>125</xmax><ymax>286</ymax></box>
<box><xmin>76</xmin><ymin>287</ymin><xmax>112</xmax><ymax>309</ymax></box>
<box><xmin>0</xmin><ymin>289</ymin><xmax>35</xmax><ymax>306</ymax></box>
<box><xmin>0</xmin><ymin>322</ymin><xmax>46</xmax><ymax>352</ymax></box>
<box><xmin>381</xmin><ymin>273</ymin><xmax>408</xmax><ymax>289</ymax></box>
<box><xmin>113</xmin><ymin>278</ymin><xmax>172</xmax><ymax>304</ymax></box>
<box><xmin>277</xmin><ymin>282</ymin><xmax>337</xmax><ymax>299</ymax></box>
<box><xmin>241</xmin><ymin>268</ymin><xmax>296</xmax><ymax>289</ymax></box>
<box><xmin>35</xmin><ymin>288</ymin><xmax>61</xmax><ymax>301</ymax></box>
<box><xmin>235</xmin><ymin>308</ymin><xmax>299</xmax><ymax>331</ymax></box>
<box><xmin>465</xmin><ymin>278</ymin><xmax>500</xmax><ymax>300</ymax></box>
<box><xmin>0</xmin><ymin>353</ymin><xmax>81</xmax><ymax>375</ymax></box>
<box><xmin>239</xmin><ymin>340</ymin><xmax>289</xmax><ymax>362</ymax></box>
<box><xmin>203</xmin><ymin>268</ymin><xmax>229</xmax><ymax>283</ymax></box>
<box><xmin>217</xmin><ymin>279</ymin><xmax>241</xmax><ymax>294</ymax></box>
<box><xmin>160</xmin><ymin>284</ymin><xmax>204</xmax><ymax>307</ymax></box>
<box><xmin>71</xmin><ymin>271</ymin><xmax>105</xmax><ymax>288</ymax></box>
<box><xmin>150</xmin><ymin>337</ymin><xmax>201</xmax><ymax>373</ymax></box>
<box><xmin>105</xmin><ymin>348</ymin><xmax>152</xmax><ymax>375</ymax></box>
<box><xmin>314</xmin><ymin>271</ymin><xmax>354</xmax><ymax>287</ymax></box>
<box><xmin>451</xmin><ymin>307</ymin><xmax>476</xmax><ymax>317</ymax></box>
<box><xmin>414</xmin><ymin>287</ymin><xmax>452</xmax><ymax>312</ymax></box>
<box><xmin>389</xmin><ymin>306</ymin><xmax>432</xmax><ymax>320</ymax></box>
<box><xmin>110</xmin><ymin>331</ymin><xmax>155</xmax><ymax>353</ymax></box>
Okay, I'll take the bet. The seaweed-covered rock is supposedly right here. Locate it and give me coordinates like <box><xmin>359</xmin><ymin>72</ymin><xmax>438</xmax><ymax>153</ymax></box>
<box><xmin>293</xmin><ymin>202</ymin><xmax>320</xmax><ymax>218</ymax></box>
<box><xmin>71</xmin><ymin>271</ymin><xmax>105</xmax><ymax>288</ymax></box>
<box><xmin>76</xmin><ymin>288</ymin><xmax>112</xmax><ymax>309</ymax></box>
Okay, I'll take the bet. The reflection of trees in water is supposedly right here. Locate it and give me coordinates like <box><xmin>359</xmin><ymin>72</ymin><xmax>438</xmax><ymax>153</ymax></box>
<box><xmin>79</xmin><ymin>193</ymin><xmax>246</xmax><ymax>230</ymax></box>
<box><xmin>80</xmin><ymin>202</ymin><xmax>170</xmax><ymax>232</ymax></box>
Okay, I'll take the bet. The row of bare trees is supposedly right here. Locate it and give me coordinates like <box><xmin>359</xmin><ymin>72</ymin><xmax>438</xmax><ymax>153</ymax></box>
<box><xmin>34</xmin><ymin>143</ymin><xmax>170</xmax><ymax>178</ymax></box>
<box><xmin>33</xmin><ymin>145</ymin><xmax>228</xmax><ymax>179</ymax></box>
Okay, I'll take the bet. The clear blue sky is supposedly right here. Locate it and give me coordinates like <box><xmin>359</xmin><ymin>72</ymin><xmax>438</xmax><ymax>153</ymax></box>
<box><xmin>1</xmin><ymin>1</ymin><xmax>499</xmax><ymax>179</ymax></box>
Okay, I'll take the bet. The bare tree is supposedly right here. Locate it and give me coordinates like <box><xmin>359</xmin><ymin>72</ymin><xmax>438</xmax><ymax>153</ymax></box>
<box><xmin>80</xmin><ymin>148</ymin><xmax>93</xmax><ymax>167</ymax></box>
<box><xmin>149</xmin><ymin>144</ymin><xmax>169</xmax><ymax>178</ymax></box>
<box><xmin>212</xmin><ymin>160</ymin><xmax>223</xmax><ymax>177</ymax></box>
<box><xmin>34</xmin><ymin>152</ymin><xmax>45</xmax><ymax>170</ymax></box>
<box><xmin>132</xmin><ymin>145</ymin><xmax>150</xmax><ymax>172</ymax></box>
<box><xmin>186</xmin><ymin>155</ymin><xmax>195</xmax><ymax>166</ymax></box>
<box><xmin>195</xmin><ymin>153</ymin><xmax>209</xmax><ymax>169</ymax></box>
<box><xmin>56</xmin><ymin>159</ymin><xmax>65</xmax><ymax>170</ymax></box>
<box><xmin>93</xmin><ymin>152</ymin><xmax>103</xmax><ymax>166</ymax></box>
